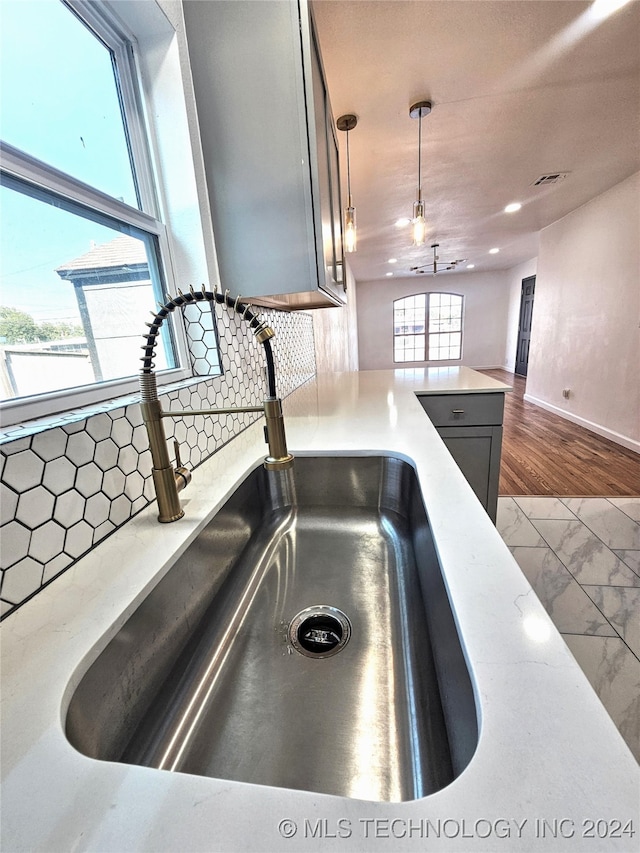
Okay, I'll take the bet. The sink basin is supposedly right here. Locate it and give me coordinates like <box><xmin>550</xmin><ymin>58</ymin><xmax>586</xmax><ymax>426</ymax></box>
<box><xmin>66</xmin><ymin>455</ymin><xmax>478</xmax><ymax>803</ymax></box>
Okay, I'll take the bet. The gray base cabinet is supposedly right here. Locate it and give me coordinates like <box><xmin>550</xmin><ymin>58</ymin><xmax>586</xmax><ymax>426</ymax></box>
<box><xmin>417</xmin><ymin>393</ymin><xmax>505</xmax><ymax>523</ymax></box>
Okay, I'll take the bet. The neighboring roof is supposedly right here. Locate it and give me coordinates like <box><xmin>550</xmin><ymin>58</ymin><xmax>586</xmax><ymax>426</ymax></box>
<box><xmin>56</xmin><ymin>235</ymin><xmax>147</xmax><ymax>275</ymax></box>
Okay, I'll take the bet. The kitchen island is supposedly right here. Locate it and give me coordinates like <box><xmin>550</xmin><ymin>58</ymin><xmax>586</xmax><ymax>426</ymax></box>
<box><xmin>1</xmin><ymin>368</ymin><xmax>637</xmax><ymax>852</ymax></box>
<box><xmin>415</xmin><ymin>365</ymin><xmax>510</xmax><ymax>521</ymax></box>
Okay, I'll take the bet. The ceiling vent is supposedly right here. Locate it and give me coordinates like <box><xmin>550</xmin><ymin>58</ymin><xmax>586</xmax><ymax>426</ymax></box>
<box><xmin>531</xmin><ymin>172</ymin><xmax>570</xmax><ymax>187</ymax></box>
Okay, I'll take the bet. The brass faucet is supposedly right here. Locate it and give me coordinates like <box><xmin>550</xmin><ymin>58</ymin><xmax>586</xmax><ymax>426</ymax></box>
<box><xmin>139</xmin><ymin>287</ymin><xmax>294</xmax><ymax>523</ymax></box>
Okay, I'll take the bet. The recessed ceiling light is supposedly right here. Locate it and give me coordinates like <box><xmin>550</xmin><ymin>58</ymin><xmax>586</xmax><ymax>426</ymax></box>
<box><xmin>466</xmin><ymin>264</ymin><xmax>475</xmax><ymax>269</ymax></box>
<box><xmin>388</xmin><ymin>258</ymin><xmax>397</xmax><ymax>264</ymax></box>
<box><xmin>489</xmin><ymin>248</ymin><xmax>500</xmax><ymax>254</ymax></box>
<box><xmin>386</xmin><ymin>272</ymin><xmax>394</xmax><ymax>277</ymax></box>
<box><xmin>504</xmin><ymin>202</ymin><xmax>522</xmax><ymax>213</ymax></box>
<box><xmin>591</xmin><ymin>0</ymin><xmax>632</xmax><ymax>19</ymax></box>
<box><xmin>395</xmin><ymin>218</ymin><xmax>411</xmax><ymax>228</ymax></box>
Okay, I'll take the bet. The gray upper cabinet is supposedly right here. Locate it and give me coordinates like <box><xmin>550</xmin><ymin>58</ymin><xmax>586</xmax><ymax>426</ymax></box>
<box><xmin>183</xmin><ymin>0</ymin><xmax>345</xmax><ymax>309</ymax></box>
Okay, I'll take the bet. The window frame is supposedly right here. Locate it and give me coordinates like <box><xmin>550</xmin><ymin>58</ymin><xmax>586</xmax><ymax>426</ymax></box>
<box><xmin>393</xmin><ymin>292</ymin><xmax>464</xmax><ymax>364</ymax></box>
<box><xmin>0</xmin><ymin>0</ymin><xmax>196</xmax><ymax>428</ymax></box>
<box><xmin>66</xmin><ymin>0</ymin><xmax>159</xmax><ymax>215</ymax></box>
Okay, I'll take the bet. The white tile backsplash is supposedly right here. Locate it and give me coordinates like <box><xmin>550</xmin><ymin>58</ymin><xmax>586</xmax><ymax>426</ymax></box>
<box><xmin>0</xmin><ymin>303</ymin><xmax>315</xmax><ymax>618</ymax></box>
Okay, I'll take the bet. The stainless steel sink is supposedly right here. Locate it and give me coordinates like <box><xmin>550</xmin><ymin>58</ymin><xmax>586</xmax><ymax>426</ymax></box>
<box><xmin>66</xmin><ymin>455</ymin><xmax>478</xmax><ymax>803</ymax></box>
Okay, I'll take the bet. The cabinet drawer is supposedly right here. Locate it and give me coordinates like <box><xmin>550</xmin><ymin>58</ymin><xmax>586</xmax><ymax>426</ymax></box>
<box><xmin>417</xmin><ymin>392</ymin><xmax>504</xmax><ymax>427</ymax></box>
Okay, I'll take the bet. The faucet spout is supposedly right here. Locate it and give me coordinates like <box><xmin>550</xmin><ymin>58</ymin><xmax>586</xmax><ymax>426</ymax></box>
<box><xmin>139</xmin><ymin>287</ymin><xmax>293</xmax><ymax>522</ymax></box>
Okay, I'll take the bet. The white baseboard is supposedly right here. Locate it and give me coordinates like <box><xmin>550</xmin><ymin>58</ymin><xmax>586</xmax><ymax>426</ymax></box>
<box><xmin>523</xmin><ymin>394</ymin><xmax>640</xmax><ymax>454</ymax></box>
<box><xmin>470</xmin><ymin>364</ymin><xmax>509</xmax><ymax>370</ymax></box>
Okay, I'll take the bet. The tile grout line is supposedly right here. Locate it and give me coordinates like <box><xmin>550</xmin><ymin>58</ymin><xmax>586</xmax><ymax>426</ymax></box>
<box><xmin>560</xmin><ymin>629</ymin><xmax>640</xmax><ymax>668</ymax></box>
<box><xmin>500</xmin><ymin>497</ymin><xmax>640</xmax><ymax>758</ymax></box>
<box><xmin>507</xmin><ymin>542</ymin><xmax>624</xmax><ymax>644</ymax></box>
<box><xmin>502</xmin><ymin>502</ymin><xmax>639</xmax><ymax>649</ymax></box>
<box><xmin>604</xmin><ymin>496</ymin><xmax>640</xmax><ymax>525</ymax></box>
<box><xmin>525</xmin><ymin>513</ymin><xmax>640</xmax><ymax>582</ymax></box>
<box><xmin>559</xmin><ymin>497</ymin><xmax>640</xmax><ymax>556</ymax></box>
<box><xmin>513</xmin><ymin>495</ymin><xmax>582</xmax><ymax>525</ymax></box>
<box><xmin>528</xmin><ymin>523</ymin><xmax>640</xmax><ymax>638</ymax></box>
<box><xmin>510</xmin><ymin>495</ymin><xmax>640</xmax><ymax>549</ymax></box>
<box><xmin>578</xmin><ymin>584</ymin><xmax>640</xmax><ymax>664</ymax></box>
<box><xmin>500</xmin><ymin>500</ymin><xmax>640</xmax><ymax>581</ymax></box>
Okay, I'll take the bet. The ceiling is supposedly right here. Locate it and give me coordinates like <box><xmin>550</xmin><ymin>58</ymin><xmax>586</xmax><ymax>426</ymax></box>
<box><xmin>311</xmin><ymin>0</ymin><xmax>640</xmax><ymax>282</ymax></box>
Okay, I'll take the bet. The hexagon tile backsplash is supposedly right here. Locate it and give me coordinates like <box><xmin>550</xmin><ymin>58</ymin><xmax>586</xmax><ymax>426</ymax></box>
<box><xmin>0</xmin><ymin>303</ymin><xmax>316</xmax><ymax>619</ymax></box>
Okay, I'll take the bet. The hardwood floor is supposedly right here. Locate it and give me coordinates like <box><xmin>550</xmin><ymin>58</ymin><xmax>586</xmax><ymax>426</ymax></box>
<box><xmin>479</xmin><ymin>369</ymin><xmax>640</xmax><ymax>496</ymax></box>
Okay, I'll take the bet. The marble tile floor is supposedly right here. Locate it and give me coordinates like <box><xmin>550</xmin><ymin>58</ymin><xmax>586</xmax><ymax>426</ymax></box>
<box><xmin>497</xmin><ymin>496</ymin><xmax>640</xmax><ymax>763</ymax></box>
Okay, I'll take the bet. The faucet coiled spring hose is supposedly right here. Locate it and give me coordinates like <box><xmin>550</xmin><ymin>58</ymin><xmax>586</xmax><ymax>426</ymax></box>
<box><xmin>139</xmin><ymin>286</ymin><xmax>277</xmax><ymax>399</ymax></box>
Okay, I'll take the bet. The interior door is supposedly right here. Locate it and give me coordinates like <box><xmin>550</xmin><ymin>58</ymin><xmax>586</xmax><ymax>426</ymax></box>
<box><xmin>515</xmin><ymin>276</ymin><xmax>535</xmax><ymax>376</ymax></box>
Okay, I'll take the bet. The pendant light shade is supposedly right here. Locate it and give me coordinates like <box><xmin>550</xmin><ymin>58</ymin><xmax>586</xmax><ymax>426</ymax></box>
<box><xmin>412</xmin><ymin>199</ymin><xmax>427</xmax><ymax>246</ymax></box>
<box><xmin>409</xmin><ymin>100</ymin><xmax>432</xmax><ymax>246</ymax></box>
<box><xmin>337</xmin><ymin>114</ymin><xmax>358</xmax><ymax>253</ymax></box>
<box><xmin>344</xmin><ymin>206</ymin><xmax>357</xmax><ymax>253</ymax></box>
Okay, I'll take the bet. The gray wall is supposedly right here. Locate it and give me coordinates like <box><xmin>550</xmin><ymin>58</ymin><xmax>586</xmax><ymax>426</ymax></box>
<box><xmin>356</xmin><ymin>271</ymin><xmax>512</xmax><ymax>370</ymax></box>
<box><xmin>526</xmin><ymin>171</ymin><xmax>639</xmax><ymax>451</ymax></box>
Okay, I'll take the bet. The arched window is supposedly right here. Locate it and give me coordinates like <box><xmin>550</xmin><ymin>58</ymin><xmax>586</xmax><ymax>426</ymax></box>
<box><xmin>393</xmin><ymin>293</ymin><xmax>463</xmax><ymax>362</ymax></box>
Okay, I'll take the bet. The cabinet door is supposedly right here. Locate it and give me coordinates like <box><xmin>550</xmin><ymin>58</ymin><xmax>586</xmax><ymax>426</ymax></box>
<box><xmin>309</xmin><ymin>20</ymin><xmax>342</xmax><ymax>293</ymax></box>
<box><xmin>327</xmin><ymin>109</ymin><xmax>345</xmax><ymax>289</ymax></box>
<box><xmin>182</xmin><ymin>0</ymin><xmax>345</xmax><ymax>309</ymax></box>
<box><xmin>437</xmin><ymin>425</ymin><xmax>502</xmax><ymax>522</ymax></box>
<box><xmin>309</xmin><ymin>32</ymin><xmax>332</xmax><ymax>289</ymax></box>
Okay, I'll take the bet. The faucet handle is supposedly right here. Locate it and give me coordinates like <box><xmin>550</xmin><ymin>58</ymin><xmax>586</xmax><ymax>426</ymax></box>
<box><xmin>172</xmin><ymin>439</ymin><xmax>192</xmax><ymax>492</ymax></box>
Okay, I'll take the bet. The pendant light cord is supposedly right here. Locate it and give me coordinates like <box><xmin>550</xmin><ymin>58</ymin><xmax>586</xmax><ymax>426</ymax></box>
<box><xmin>346</xmin><ymin>128</ymin><xmax>352</xmax><ymax>205</ymax></box>
<box><xmin>417</xmin><ymin>111</ymin><xmax>422</xmax><ymax>202</ymax></box>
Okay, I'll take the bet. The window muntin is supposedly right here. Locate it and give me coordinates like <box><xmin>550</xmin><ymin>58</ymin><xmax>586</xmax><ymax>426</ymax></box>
<box><xmin>393</xmin><ymin>294</ymin><xmax>424</xmax><ymax>363</ymax></box>
<box><xmin>0</xmin><ymin>178</ymin><xmax>175</xmax><ymax>401</ymax></box>
<box><xmin>427</xmin><ymin>292</ymin><xmax>463</xmax><ymax>360</ymax></box>
<box><xmin>0</xmin><ymin>0</ymin><xmax>204</xmax><ymax>426</ymax></box>
<box><xmin>0</xmin><ymin>0</ymin><xmax>138</xmax><ymax>208</ymax></box>
<box><xmin>394</xmin><ymin>293</ymin><xmax>463</xmax><ymax>362</ymax></box>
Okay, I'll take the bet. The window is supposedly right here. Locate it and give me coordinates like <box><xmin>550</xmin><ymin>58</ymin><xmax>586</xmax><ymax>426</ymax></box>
<box><xmin>2</xmin><ymin>0</ymin><xmax>138</xmax><ymax>204</ymax></box>
<box><xmin>394</xmin><ymin>293</ymin><xmax>463</xmax><ymax>362</ymax></box>
<box><xmin>393</xmin><ymin>294</ymin><xmax>426</xmax><ymax>363</ymax></box>
<box><xmin>0</xmin><ymin>0</ymin><xmax>196</xmax><ymax>426</ymax></box>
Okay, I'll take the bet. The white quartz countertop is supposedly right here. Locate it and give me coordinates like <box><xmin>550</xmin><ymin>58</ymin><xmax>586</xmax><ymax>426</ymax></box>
<box><xmin>1</xmin><ymin>368</ymin><xmax>637</xmax><ymax>853</ymax></box>
<box><xmin>400</xmin><ymin>364</ymin><xmax>513</xmax><ymax>394</ymax></box>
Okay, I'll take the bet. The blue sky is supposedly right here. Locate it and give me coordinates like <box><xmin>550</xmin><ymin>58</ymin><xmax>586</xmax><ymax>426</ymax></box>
<box><xmin>0</xmin><ymin>0</ymin><xmax>138</xmax><ymax>323</ymax></box>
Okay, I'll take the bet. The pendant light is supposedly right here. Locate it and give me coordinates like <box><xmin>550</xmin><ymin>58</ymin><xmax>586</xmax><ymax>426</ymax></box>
<box><xmin>337</xmin><ymin>114</ymin><xmax>358</xmax><ymax>253</ymax></box>
<box><xmin>409</xmin><ymin>100</ymin><xmax>432</xmax><ymax>246</ymax></box>
<box><xmin>409</xmin><ymin>244</ymin><xmax>468</xmax><ymax>275</ymax></box>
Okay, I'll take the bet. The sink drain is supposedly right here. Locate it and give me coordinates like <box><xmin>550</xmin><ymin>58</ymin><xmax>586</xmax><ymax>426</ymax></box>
<box><xmin>289</xmin><ymin>606</ymin><xmax>351</xmax><ymax>658</ymax></box>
